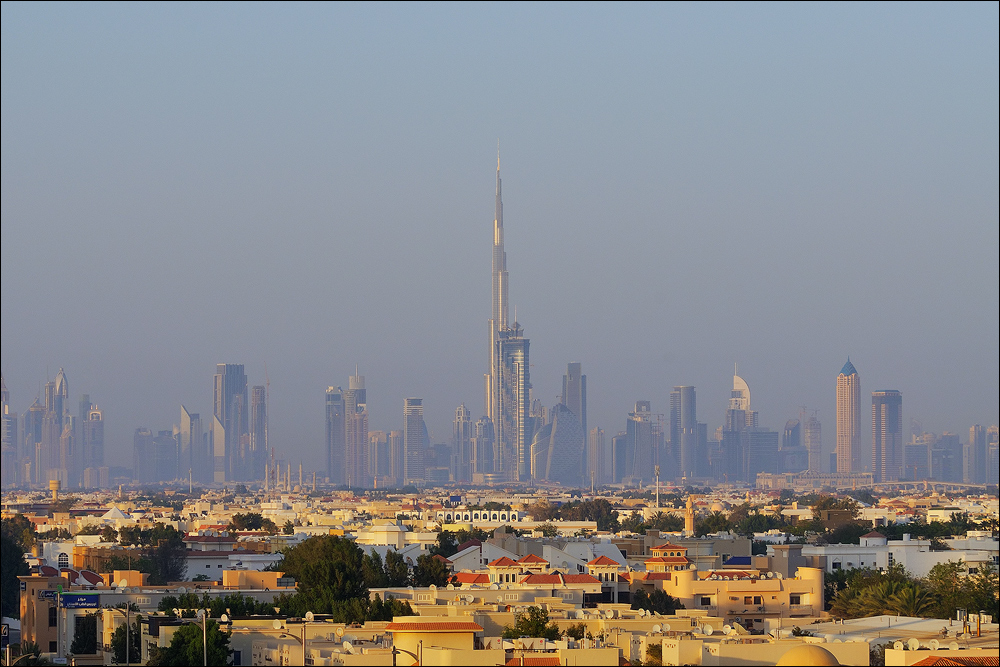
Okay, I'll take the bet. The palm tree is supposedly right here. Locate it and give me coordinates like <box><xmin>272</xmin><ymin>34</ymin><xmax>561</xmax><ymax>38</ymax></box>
<box><xmin>888</xmin><ymin>585</ymin><xmax>936</xmax><ymax>618</ymax></box>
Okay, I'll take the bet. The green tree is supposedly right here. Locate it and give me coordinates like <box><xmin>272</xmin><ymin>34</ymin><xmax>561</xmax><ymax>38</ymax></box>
<box><xmin>362</xmin><ymin>550</ymin><xmax>389</xmax><ymax>589</ymax></box>
<box><xmin>69</xmin><ymin>612</ymin><xmax>98</xmax><ymax>654</ymax></box>
<box><xmin>821</xmin><ymin>522</ymin><xmax>872</xmax><ymax>546</ymax></box>
<box><xmin>109</xmin><ymin>614</ymin><xmax>142</xmax><ymax>664</ymax></box>
<box><xmin>410</xmin><ymin>554</ymin><xmax>452</xmax><ymax>587</ymax></box>
<box><xmin>2</xmin><ymin>514</ymin><xmax>38</xmax><ymax>549</ymax></box>
<box><xmin>536</xmin><ymin>523</ymin><xmax>558</xmax><ymax>538</ymax></box>
<box><xmin>631</xmin><ymin>588</ymin><xmax>684</xmax><ymax>615</ymax></box>
<box><xmin>146</xmin><ymin>619</ymin><xmax>231</xmax><ymax>666</ymax></box>
<box><xmin>563</xmin><ymin>623</ymin><xmax>587</xmax><ymax>640</ymax></box>
<box><xmin>966</xmin><ymin>562</ymin><xmax>1000</xmax><ymax>618</ymax></box>
<box><xmin>647</xmin><ymin>512</ymin><xmax>685</xmax><ymax>532</ymax></box>
<box><xmin>430</xmin><ymin>530</ymin><xmax>459</xmax><ymax>558</ymax></box>
<box><xmin>695</xmin><ymin>511</ymin><xmax>732</xmax><ymax>537</ymax></box>
<box><xmin>925</xmin><ymin>561</ymin><xmax>966</xmax><ymax>619</ymax></box>
<box><xmin>283</xmin><ymin>520</ymin><xmax>295</xmax><ymax>535</ymax></box>
<box><xmin>277</xmin><ymin>535</ymin><xmax>367</xmax><ymax>614</ymax></box>
<box><xmin>1</xmin><ymin>529</ymin><xmax>30</xmax><ymax>618</ymax></box>
<box><xmin>888</xmin><ymin>585</ymin><xmax>936</xmax><ymax>617</ymax></box>
<box><xmin>366</xmin><ymin>594</ymin><xmax>416</xmax><ymax>621</ymax></box>
<box><xmin>501</xmin><ymin>606</ymin><xmax>561</xmax><ymax>640</ymax></box>
<box><xmin>385</xmin><ymin>550</ymin><xmax>410</xmax><ymax>587</ymax></box>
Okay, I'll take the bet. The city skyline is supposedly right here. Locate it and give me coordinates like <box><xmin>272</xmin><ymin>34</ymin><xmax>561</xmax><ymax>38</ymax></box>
<box><xmin>2</xmin><ymin>4</ymin><xmax>997</xmax><ymax>469</ymax></box>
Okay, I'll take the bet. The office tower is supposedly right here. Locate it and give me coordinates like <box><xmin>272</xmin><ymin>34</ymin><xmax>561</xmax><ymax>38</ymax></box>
<box><xmin>782</xmin><ymin>420</ymin><xmax>801</xmax><ymax>449</ymax></box>
<box><xmin>249</xmin><ymin>385</ymin><xmax>267</xmax><ymax>482</ymax></box>
<box><xmin>81</xmin><ymin>405</ymin><xmax>104</xmax><ymax>473</ymax></box>
<box><xmin>453</xmin><ymin>404</ymin><xmax>473</xmax><ymax>483</ymax></box>
<box><xmin>211</xmin><ymin>415</ymin><xmax>226</xmax><ymax>482</ymax></box>
<box><xmin>180</xmin><ymin>405</ymin><xmax>205</xmax><ymax>483</ymax></box>
<box><xmin>1</xmin><ymin>377</ymin><xmax>17</xmax><ymax>487</ymax></box>
<box><xmin>872</xmin><ymin>390</ymin><xmax>903</xmax><ymax>483</ymax></box>
<box><xmin>670</xmin><ymin>386</ymin><xmax>700</xmax><ymax>478</ymax></box>
<box><xmin>966</xmin><ymin>425</ymin><xmax>987</xmax><ymax>485</ymax></box>
<box><xmin>621</xmin><ymin>401</ymin><xmax>654</xmax><ymax>484</ymax></box>
<box><xmin>213</xmin><ymin>363</ymin><xmax>248</xmax><ymax>482</ymax></box>
<box><xmin>804</xmin><ymin>414</ymin><xmax>822</xmax><ymax>472</ymax></box>
<box><xmin>836</xmin><ymin>359</ymin><xmax>862</xmax><ymax>473</ymax></box>
<box><xmin>344</xmin><ymin>371</ymin><xmax>368</xmax><ymax>488</ymax></box>
<box><xmin>368</xmin><ymin>431</ymin><xmax>390</xmax><ymax>482</ymax></box>
<box><xmin>587</xmin><ymin>427</ymin><xmax>607</xmax><ymax>486</ymax></box>
<box><xmin>720</xmin><ymin>370</ymin><xmax>759</xmax><ymax>483</ymax></box>
<box><xmin>611</xmin><ymin>432</ymin><xmax>629</xmax><ymax>484</ymax></box>
<box><xmin>403</xmin><ymin>398</ymin><xmax>426</xmax><ymax>484</ymax></box>
<box><xmin>325</xmin><ymin>387</ymin><xmax>345</xmax><ymax>485</ymax></box>
<box><xmin>134</xmin><ymin>428</ymin><xmax>154</xmax><ymax>482</ymax></box>
<box><xmin>486</xmin><ymin>150</ymin><xmax>509</xmax><ymax>432</ymax></box>
<box><xmin>23</xmin><ymin>398</ymin><xmax>44</xmax><ymax>485</ymax></box>
<box><xmin>153</xmin><ymin>430</ymin><xmax>179</xmax><ymax>482</ymax></box>
<box><xmin>725</xmin><ymin>370</ymin><xmax>758</xmax><ymax>431</ymax></box>
<box><xmin>470</xmin><ymin>416</ymin><xmax>494</xmax><ymax>477</ymax></box>
<box><xmin>562</xmin><ymin>362</ymin><xmax>587</xmax><ymax>447</ymax></box>
<box><xmin>530</xmin><ymin>403</ymin><xmax>584</xmax><ymax>486</ymax></box>
<box><xmin>388</xmin><ymin>430</ymin><xmax>404</xmax><ymax>486</ymax></box>
<box><xmin>496</xmin><ymin>323</ymin><xmax>531</xmax><ymax>480</ymax></box>
<box><xmin>905</xmin><ymin>433</ymin><xmax>933</xmax><ymax>481</ymax></box>
<box><xmin>746</xmin><ymin>429</ymin><xmax>780</xmax><ymax>480</ymax></box>
<box><xmin>930</xmin><ymin>433</ymin><xmax>962</xmax><ymax>483</ymax></box>
<box><xmin>987</xmin><ymin>425</ymin><xmax>999</xmax><ymax>485</ymax></box>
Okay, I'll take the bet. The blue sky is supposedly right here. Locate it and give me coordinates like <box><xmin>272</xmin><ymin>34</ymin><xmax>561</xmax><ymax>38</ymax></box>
<box><xmin>2</xmin><ymin>2</ymin><xmax>997</xmax><ymax>469</ymax></box>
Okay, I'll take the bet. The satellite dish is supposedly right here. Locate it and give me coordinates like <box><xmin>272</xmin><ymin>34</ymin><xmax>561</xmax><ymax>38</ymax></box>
<box><xmin>335</xmin><ymin>627</ymin><xmax>345</xmax><ymax>638</ymax></box>
<box><xmin>929</xmin><ymin>639</ymin><xmax>939</xmax><ymax>650</ymax></box>
<box><xmin>489</xmin><ymin>583</ymin><xmax>499</xmax><ymax>590</ymax></box>
<box><xmin>116</xmin><ymin>579</ymin><xmax>127</xmax><ymax>588</ymax></box>
<box><xmin>696</xmin><ymin>625</ymin><xmax>704</xmax><ymax>635</ymax></box>
<box><xmin>907</xmin><ymin>638</ymin><xmax>920</xmax><ymax>651</ymax></box>
<box><xmin>776</xmin><ymin>573</ymin><xmax>783</xmax><ymax>580</ymax></box>
<box><xmin>662</xmin><ymin>624</ymin><xmax>670</xmax><ymax>632</ymax></box>
<box><xmin>447</xmin><ymin>583</ymin><xmax>454</xmax><ymax>590</ymax></box>
<box><xmin>429</xmin><ymin>584</ymin><xmax>436</xmax><ymax>591</ymax></box>
<box><xmin>638</xmin><ymin>608</ymin><xmax>646</xmax><ymax>617</ymax></box>
<box><xmin>767</xmin><ymin>572</ymin><xmax>774</xmax><ymax>578</ymax></box>
<box><xmin>605</xmin><ymin>609</ymin><xmax>615</xmax><ymax>619</ymax></box>
<box><xmin>704</xmin><ymin>624</ymin><xmax>714</xmax><ymax>636</ymax></box>
<box><xmin>177</xmin><ymin>586</ymin><xmax>186</xmax><ymax>594</ymax></box>
<box><xmin>948</xmin><ymin>642</ymin><xmax>959</xmax><ymax>651</ymax></box>
<box><xmin>723</xmin><ymin>625</ymin><xmax>732</xmax><ymax>635</ymax></box>
<box><xmin>343</xmin><ymin>641</ymin><xmax>353</xmax><ymax>654</ymax></box>
<box><xmin>273</xmin><ymin>620</ymin><xmax>282</xmax><ymax>630</ymax></box>
<box><xmin>575</xmin><ymin>610</ymin><xmax>585</xmax><ymax>619</ymax></box>
<box><xmin>305</xmin><ymin>611</ymin><xmax>314</xmax><ymax>622</ymax></box>
<box><xmin>651</xmin><ymin>624</ymin><xmax>661</xmax><ymax>634</ymax></box>
<box><xmin>893</xmin><ymin>641</ymin><xmax>904</xmax><ymax>651</ymax></box>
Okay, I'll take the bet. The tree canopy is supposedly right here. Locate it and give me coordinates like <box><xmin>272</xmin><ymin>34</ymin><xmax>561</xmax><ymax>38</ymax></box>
<box><xmin>501</xmin><ymin>606</ymin><xmax>561</xmax><ymax>640</ymax></box>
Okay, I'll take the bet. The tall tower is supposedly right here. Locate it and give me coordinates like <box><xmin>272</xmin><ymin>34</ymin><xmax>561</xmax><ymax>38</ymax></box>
<box><xmin>562</xmin><ymin>363</ymin><xmax>587</xmax><ymax>445</ymax></box>
<box><xmin>967</xmin><ymin>425</ymin><xmax>987</xmax><ymax>485</ymax></box>
<box><xmin>344</xmin><ymin>371</ymin><xmax>368</xmax><ymax>488</ymax></box>
<box><xmin>452</xmin><ymin>404</ymin><xmax>473</xmax><ymax>483</ymax></box>
<box><xmin>804</xmin><ymin>413</ymin><xmax>822</xmax><ymax>472</ymax></box>
<box><xmin>249</xmin><ymin>385</ymin><xmax>267</xmax><ymax>482</ymax></box>
<box><xmin>1</xmin><ymin>376</ymin><xmax>18</xmax><ymax>487</ymax></box>
<box><xmin>180</xmin><ymin>405</ymin><xmax>204</xmax><ymax>483</ymax></box>
<box><xmin>670</xmin><ymin>386</ymin><xmax>698</xmax><ymax>478</ymax></box>
<box><xmin>403</xmin><ymin>398</ymin><xmax>426</xmax><ymax>485</ymax></box>
<box><xmin>872</xmin><ymin>390</ymin><xmax>903</xmax><ymax>483</ymax></box>
<box><xmin>325</xmin><ymin>387</ymin><xmax>345</xmax><ymax>485</ymax></box>
<box><xmin>213</xmin><ymin>363</ymin><xmax>248</xmax><ymax>482</ymax></box>
<box><xmin>836</xmin><ymin>359</ymin><xmax>862</xmax><ymax>473</ymax></box>
<box><xmin>486</xmin><ymin>148</ymin><xmax>509</xmax><ymax>425</ymax></box>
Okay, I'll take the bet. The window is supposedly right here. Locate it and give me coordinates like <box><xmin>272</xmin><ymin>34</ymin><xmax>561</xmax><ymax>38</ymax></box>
<box><xmin>49</xmin><ymin>607</ymin><xmax>57</xmax><ymax>627</ymax></box>
<box><xmin>49</xmin><ymin>641</ymin><xmax>57</xmax><ymax>653</ymax></box>
<box><xmin>218</xmin><ymin>564</ymin><xmax>223</xmax><ymax>568</ymax></box>
<box><xmin>700</xmin><ymin>596</ymin><xmax>712</xmax><ymax>606</ymax></box>
<box><xmin>790</xmin><ymin>595</ymin><xmax>801</xmax><ymax>605</ymax></box>
<box><xmin>753</xmin><ymin>596</ymin><xmax>762</xmax><ymax>605</ymax></box>
<box><xmin>233</xmin><ymin>650</ymin><xmax>242</xmax><ymax>666</ymax></box>
<box><xmin>58</xmin><ymin>553</ymin><xmax>70</xmax><ymax>568</ymax></box>
<box><xmin>137</xmin><ymin>597</ymin><xmax>151</xmax><ymax>605</ymax></box>
<box><xmin>206</xmin><ymin>565</ymin><xmax>211</xmax><ymax>569</ymax></box>
<box><xmin>968</xmin><ymin>568</ymin><xmax>978</xmax><ymax>575</ymax></box>
<box><xmin>831</xmin><ymin>562</ymin><xmax>842</xmax><ymax>570</ymax></box>
<box><xmin>744</xmin><ymin>596</ymin><xmax>753</xmax><ymax>605</ymax></box>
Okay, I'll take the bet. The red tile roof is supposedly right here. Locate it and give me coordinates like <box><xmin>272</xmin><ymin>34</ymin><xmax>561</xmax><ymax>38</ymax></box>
<box><xmin>651</xmin><ymin>543</ymin><xmax>687</xmax><ymax>551</ymax></box>
<box><xmin>452</xmin><ymin>572</ymin><xmax>490</xmax><ymax>585</ymax></box>
<box><xmin>645</xmin><ymin>556</ymin><xmax>690</xmax><ymax>564</ymax></box>
<box><xmin>519</xmin><ymin>574</ymin><xmax>562</xmax><ymax>585</ymax></box>
<box><xmin>861</xmin><ymin>531</ymin><xmax>885</xmax><ymax>538</ymax></box>
<box><xmin>456</xmin><ymin>539</ymin><xmax>482</xmax><ymax>552</ymax></box>
<box><xmin>489</xmin><ymin>557</ymin><xmax>518</xmax><ymax>567</ymax></box>
<box><xmin>562</xmin><ymin>573</ymin><xmax>601</xmax><ymax>584</ymax></box>
<box><xmin>386</xmin><ymin>621</ymin><xmax>483</xmax><ymax>632</ymax></box>
<box><xmin>517</xmin><ymin>554</ymin><xmax>548</xmax><ymax>564</ymax></box>
<box><xmin>505</xmin><ymin>658</ymin><xmax>560</xmax><ymax>666</ymax></box>
<box><xmin>588</xmin><ymin>555</ymin><xmax>620</xmax><ymax>566</ymax></box>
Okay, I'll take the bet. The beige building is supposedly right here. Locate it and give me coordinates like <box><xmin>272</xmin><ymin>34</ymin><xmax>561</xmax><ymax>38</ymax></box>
<box><xmin>836</xmin><ymin>359</ymin><xmax>862</xmax><ymax>473</ymax></box>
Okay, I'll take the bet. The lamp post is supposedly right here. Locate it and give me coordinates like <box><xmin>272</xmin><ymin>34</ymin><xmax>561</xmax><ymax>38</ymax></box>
<box><xmin>106</xmin><ymin>605</ymin><xmax>132</xmax><ymax>667</ymax></box>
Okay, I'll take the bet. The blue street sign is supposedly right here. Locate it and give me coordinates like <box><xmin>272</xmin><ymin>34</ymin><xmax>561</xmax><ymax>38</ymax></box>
<box><xmin>60</xmin><ymin>593</ymin><xmax>100</xmax><ymax>609</ymax></box>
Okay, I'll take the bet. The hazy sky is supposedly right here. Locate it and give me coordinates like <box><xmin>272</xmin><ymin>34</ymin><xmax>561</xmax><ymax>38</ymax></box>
<box><xmin>2</xmin><ymin>3</ymin><xmax>998</xmax><ymax>472</ymax></box>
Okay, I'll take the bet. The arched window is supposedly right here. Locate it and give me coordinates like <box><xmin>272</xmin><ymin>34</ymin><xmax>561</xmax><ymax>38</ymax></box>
<box><xmin>58</xmin><ymin>553</ymin><xmax>69</xmax><ymax>568</ymax></box>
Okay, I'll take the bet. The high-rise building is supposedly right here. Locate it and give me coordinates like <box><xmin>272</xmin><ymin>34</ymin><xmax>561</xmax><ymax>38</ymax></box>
<box><xmin>344</xmin><ymin>372</ymin><xmax>368</xmax><ymax>488</ymax></box>
<box><xmin>611</xmin><ymin>431</ymin><xmax>629</xmax><ymax>484</ymax></box>
<box><xmin>470</xmin><ymin>417</ymin><xmax>494</xmax><ymax>478</ymax></box>
<box><xmin>388</xmin><ymin>430</ymin><xmax>404</xmax><ymax>486</ymax></box>
<box><xmin>872</xmin><ymin>390</ymin><xmax>903</xmax><ymax>483</ymax></box>
<box><xmin>180</xmin><ymin>405</ymin><xmax>205</xmax><ymax>483</ymax></box>
<box><xmin>484</xmin><ymin>151</ymin><xmax>532</xmax><ymax>482</ymax></box>
<box><xmin>530</xmin><ymin>403</ymin><xmax>584</xmax><ymax>486</ymax></box>
<box><xmin>453</xmin><ymin>404</ymin><xmax>473</xmax><ymax>483</ymax></box>
<box><xmin>133</xmin><ymin>428</ymin><xmax>154</xmax><ymax>483</ymax></box>
<box><xmin>81</xmin><ymin>405</ymin><xmax>104</xmax><ymax>474</ymax></box>
<box><xmin>325</xmin><ymin>387</ymin><xmax>345</xmax><ymax>484</ymax></box>
<box><xmin>368</xmin><ymin>431</ymin><xmax>390</xmax><ymax>483</ymax></box>
<box><xmin>623</xmin><ymin>401</ymin><xmax>654</xmax><ymax>484</ymax></box>
<box><xmin>804</xmin><ymin>413</ymin><xmax>822</xmax><ymax>472</ymax></box>
<box><xmin>562</xmin><ymin>362</ymin><xmax>586</xmax><ymax>448</ymax></box>
<box><xmin>213</xmin><ymin>364</ymin><xmax>248</xmax><ymax>482</ymax></box>
<box><xmin>1</xmin><ymin>377</ymin><xmax>18</xmax><ymax>488</ymax></box>
<box><xmin>836</xmin><ymin>359</ymin><xmax>862</xmax><ymax>473</ymax></box>
<box><xmin>720</xmin><ymin>370</ymin><xmax>759</xmax><ymax>483</ymax></box>
<box><xmin>670</xmin><ymin>386</ymin><xmax>700</xmax><ymax>478</ymax></box>
<box><xmin>587</xmin><ymin>427</ymin><xmax>607</xmax><ymax>487</ymax></box>
<box><xmin>403</xmin><ymin>398</ymin><xmax>426</xmax><ymax>485</ymax></box>
<box><xmin>966</xmin><ymin>425</ymin><xmax>988</xmax><ymax>485</ymax></box>
<box><xmin>249</xmin><ymin>385</ymin><xmax>267</xmax><ymax>482</ymax></box>
<box><xmin>23</xmin><ymin>398</ymin><xmax>44</xmax><ymax>485</ymax></box>
<box><xmin>496</xmin><ymin>323</ymin><xmax>530</xmax><ymax>480</ymax></box>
